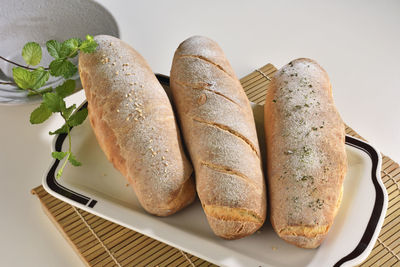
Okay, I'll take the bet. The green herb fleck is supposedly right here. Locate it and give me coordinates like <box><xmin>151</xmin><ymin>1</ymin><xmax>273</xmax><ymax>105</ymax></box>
<box><xmin>294</xmin><ymin>105</ymin><xmax>302</xmax><ymax>111</ymax></box>
<box><xmin>300</xmin><ymin>175</ymin><xmax>314</xmax><ymax>182</ymax></box>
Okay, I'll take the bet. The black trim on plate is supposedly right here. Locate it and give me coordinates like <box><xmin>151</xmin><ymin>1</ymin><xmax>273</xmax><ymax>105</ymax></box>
<box><xmin>46</xmin><ymin>102</ymin><xmax>96</xmax><ymax>207</ymax></box>
<box><xmin>334</xmin><ymin>135</ymin><xmax>385</xmax><ymax>267</ymax></box>
<box><xmin>155</xmin><ymin>73</ymin><xmax>170</xmax><ymax>86</ymax></box>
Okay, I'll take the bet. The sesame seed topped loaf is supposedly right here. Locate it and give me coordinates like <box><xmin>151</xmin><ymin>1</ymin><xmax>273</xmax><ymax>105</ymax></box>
<box><xmin>170</xmin><ymin>36</ymin><xmax>267</xmax><ymax>239</ymax></box>
<box><xmin>264</xmin><ymin>58</ymin><xmax>347</xmax><ymax>248</ymax></box>
<box><xmin>79</xmin><ymin>35</ymin><xmax>195</xmax><ymax>216</ymax></box>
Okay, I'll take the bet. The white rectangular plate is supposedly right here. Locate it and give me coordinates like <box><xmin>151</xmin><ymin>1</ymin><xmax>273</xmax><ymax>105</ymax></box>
<box><xmin>43</xmin><ymin>77</ymin><xmax>388</xmax><ymax>267</ymax></box>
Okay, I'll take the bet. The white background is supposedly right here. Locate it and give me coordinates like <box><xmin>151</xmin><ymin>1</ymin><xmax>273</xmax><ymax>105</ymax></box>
<box><xmin>0</xmin><ymin>0</ymin><xmax>399</xmax><ymax>266</ymax></box>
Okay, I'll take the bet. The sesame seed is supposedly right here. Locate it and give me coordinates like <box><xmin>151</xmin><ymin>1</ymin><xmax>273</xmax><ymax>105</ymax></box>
<box><xmin>112</xmin><ymin>62</ymin><xmax>115</xmax><ymax>66</ymax></box>
<box><xmin>165</xmin><ymin>149</ymin><xmax>169</xmax><ymax>152</ymax></box>
<box><xmin>162</xmin><ymin>156</ymin><xmax>165</xmax><ymax>160</ymax></box>
<box><xmin>134</xmin><ymin>118</ymin><xmax>138</xmax><ymax>121</ymax></box>
<box><xmin>129</xmin><ymin>82</ymin><xmax>134</xmax><ymax>85</ymax></box>
<box><xmin>140</xmin><ymin>85</ymin><xmax>144</xmax><ymax>88</ymax></box>
<box><xmin>149</xmin><ymin>139</ymin><xmax>153</xmax><ymax>143</ymax></box>
<box><xmin>126</xmin><ymin>117</ymin><xmax>130</xmax><ymax>121</ymax></box>
<box><xmin>123</xmin><ymin>63</ymin><xmax>129</xmax><ymax>66</ymax></box>
<box><xmin>125</xmin><ymin>103</ymin><xmax>129</xmax><ymax>106</ymax></box>
<box><xmin>116</xmin><ymin>109</ymin><xmax>120</xmax><ymax>113</ymax></box>
<box><xmin>164</xmin><ymin>162</ymin><xmax>168</xmax><ymax>166</ymax></box>
<box><xmin>115</xmin><ymin>71</ymin><xmax>119</xmax><ymax>75</ymax></box>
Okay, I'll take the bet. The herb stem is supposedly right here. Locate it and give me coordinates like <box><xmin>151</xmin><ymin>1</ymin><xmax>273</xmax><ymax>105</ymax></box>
<box><xmin>56</xmin><ymin>116</ymin><xmax>72</xmax><ymax>178</ymax></box>
<box><xmin>0</xmin><ymin>81</ymin><xmax>16</xmax><ymax>85</ymax></box>
<box><xmin>27</xmin><ymin>87</ymin><xmax>53</xmax><ymax>96</ymax></box>
<box><xmin>0</xmin><ymin>55</ymin><xmax>49</xmax><ymax>70</ymax></box>
<box><xmin>67</xmin><ymin>120</ymin><xmax>72</xmax><ymax>154</ymax></box>
<box><xmin>67</xmin><ymin>48</ymin><xmax>79</xmax><ymax>59</ymax></box>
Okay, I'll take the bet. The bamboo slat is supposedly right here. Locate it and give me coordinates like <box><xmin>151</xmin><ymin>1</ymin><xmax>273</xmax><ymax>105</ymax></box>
<box><xmin>31</xmin><ymin>63</ymin><xmax>400</xmax><ymax>266</ymax></box>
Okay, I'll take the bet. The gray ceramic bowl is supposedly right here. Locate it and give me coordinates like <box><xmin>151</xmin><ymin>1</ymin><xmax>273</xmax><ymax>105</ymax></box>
<box><xmin>0</xmin><ymin>0</ymin><xmax>119</xmax><ymax>105</ymax></box>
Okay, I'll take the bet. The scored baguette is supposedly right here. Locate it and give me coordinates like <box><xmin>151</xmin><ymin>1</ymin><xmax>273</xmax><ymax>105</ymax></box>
<box><xmin>264</xmin><ymin>58</ymin><xmax>347</xmax><ymax>248</ymax></box>
<box><xmin>79</xmin><ymin>35</ymin><xmax>195</xmax><ymax>216</ymax></box>
<box><xmin>170</xmin><ymin>36</ymin><xmax>266</xmax><ymax>239</ymax></box>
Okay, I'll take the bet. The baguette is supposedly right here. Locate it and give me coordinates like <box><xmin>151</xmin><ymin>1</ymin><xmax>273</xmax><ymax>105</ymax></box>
<box><xmin>79</xmin><ymin>35</ymin><xmax>195</xmax><ymax>216</ymax></box>
<box><xmin>264</xmin><ymin>58</ymin><xmax>347</xmax><ymax>248</ymax></box>
<box><xmin>170</xmin><ymin>36</ymin><xmax>266</xmax><ymax>239</ymax></box>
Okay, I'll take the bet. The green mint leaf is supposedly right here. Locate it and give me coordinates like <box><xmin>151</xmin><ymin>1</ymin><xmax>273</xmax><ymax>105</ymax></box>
<box><xmin>31</xmin><ymin>67</ymin><xmax>49</xmax><ymax>90</ymax></box>
<box><xmin>55</xmin><ymin>79</ymin><xmax>76</xmax><ymax>98</ymax></box>
<box><xmin>43</xmin><ymin>92</ymin><xmax>65</xmax><ymax>112</ymax></box>
<box><xmin>30</xmin><ymin>103</ymin><xmax>52</xmax><ymax>124</ymax></box>
<box><xmin>61</xmin><ymin>38</ymin><xmax>82</xmax><ymax>58</ymax></box>
<box><xmin>49</xmin><ymin>124</ymin><xmax>69</xmax><ymax>135</ymax></box>
<box><xmin>49</xmin><ymin>59</ymin><xmax>77</xmax><ymax>79</ymax></box>
<box><xmin>68</xmin><ymin>153</ymin><xmax>82</xmax><ymax>166</ymax></box>
<box><xmin>80</xmin><ymin>35</ymin><xmax>98</xmax><ymax>53</ymax></box>
<box><xmin>85</xmin><ymin>35</ymin><xmax>94</xmax><ymax>42</ymax></box>
<box><xmin>12</xmin><ymin>67</ymin><xmax>33</xmax><ymax>89</ymax></box>
<box><xmin>22</xmin><ymin>42</ymin><xmax>42</xmax><ymax>66</ymax></box>
<box><xmin>13</xmin><ymin>67</ymin><xmax>49</xmax><ymax>91</ymax></box>
<box><xmin>67</xmin><ymin>108</ymin><xmax>88</xmax><ymax>126</ymax></box>
<box><xmin>63</xmin><ymin>104</ymin><xmax>76</xmax><ymax>120</ymax></box>
<box><xmin>51</xmin><ymin>151</ymin><xmax>68</xmax><ymax>160</ymax></box>
<box><xmin>46</xmin><ymin>40</ymin><xmax>62</xmax><ymax>59</ymax></box>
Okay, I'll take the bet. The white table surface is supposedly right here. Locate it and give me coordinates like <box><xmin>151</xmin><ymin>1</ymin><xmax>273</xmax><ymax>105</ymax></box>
<box><xmin>0</xmin><ymin>1</ymin><xmax>399</xmax><ymax>266</ymax></box>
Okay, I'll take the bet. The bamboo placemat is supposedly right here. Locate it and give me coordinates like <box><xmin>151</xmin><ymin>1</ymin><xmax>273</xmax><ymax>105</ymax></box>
<box><xmin>32</xmin><ymin>63</ymin><xmax>400</xmax><ymax>266</ymax></box>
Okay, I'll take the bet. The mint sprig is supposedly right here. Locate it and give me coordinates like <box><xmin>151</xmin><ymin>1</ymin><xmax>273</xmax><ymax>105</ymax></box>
<box><xmin>1</xmin><ymin>35</ymin><xmax>97</xmax><ymax>178</ymax></box>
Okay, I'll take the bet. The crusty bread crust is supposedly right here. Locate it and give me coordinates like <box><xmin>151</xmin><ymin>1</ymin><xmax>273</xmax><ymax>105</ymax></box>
<box><xmin>79</xmin><ymin>35</ymin><xmax>195</xmax><ymax>216</ymax></box>
<box><xmin>170</xmin><ymin>36</ymin><xmax>266</xmax><ymax>239</ymax></box>
<box><xmin>264</xmin><ymin>58</ymin><xmax>347</xmax><ymax>248</ymax></box>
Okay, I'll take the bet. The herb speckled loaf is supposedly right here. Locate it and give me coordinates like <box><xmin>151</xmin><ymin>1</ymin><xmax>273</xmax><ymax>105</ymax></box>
<box><xmin>264</xmin><ymin>58</ymin><xmax>347</xmax><ymax>248</ymax></box>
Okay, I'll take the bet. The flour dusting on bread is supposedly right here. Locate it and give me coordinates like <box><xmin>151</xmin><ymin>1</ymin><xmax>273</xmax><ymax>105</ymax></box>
<box><xmin>79</xmin><ymin>35</ymin><xmax>195</xmax><ymax>216</ymax></box>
